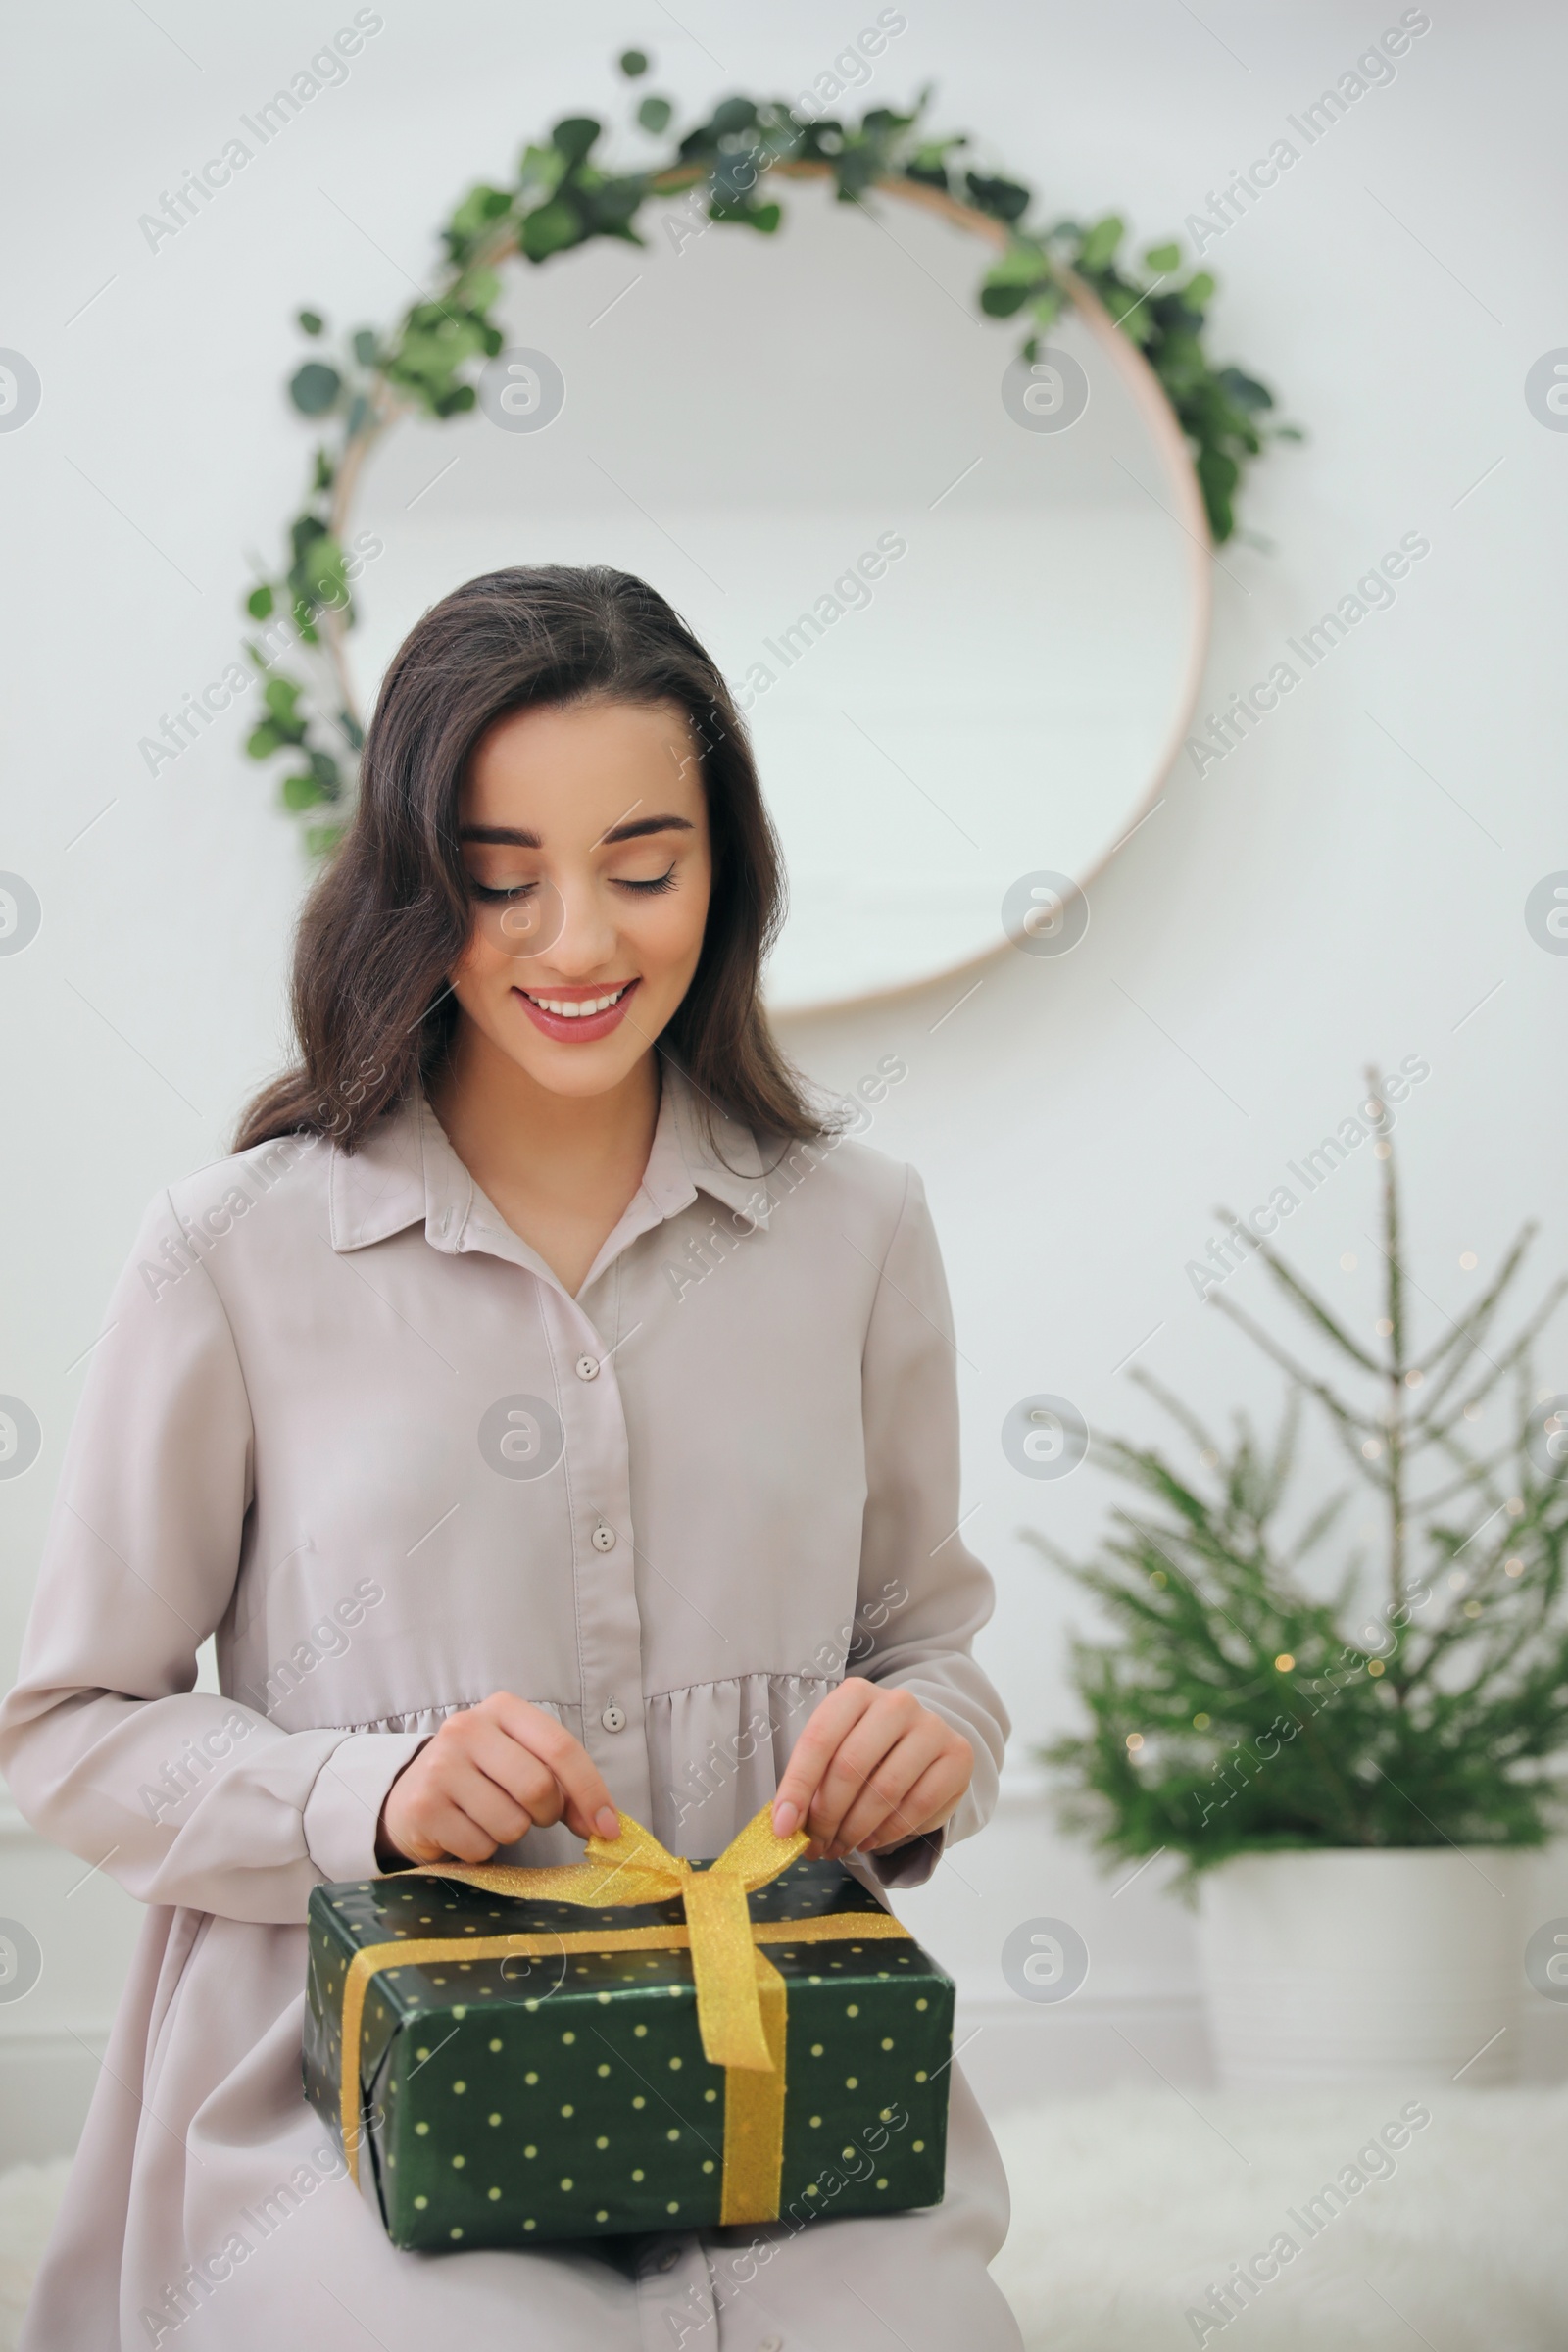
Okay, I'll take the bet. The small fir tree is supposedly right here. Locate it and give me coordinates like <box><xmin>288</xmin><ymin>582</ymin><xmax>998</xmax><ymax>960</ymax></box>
<box><xmin>1026</xmin><ymin>1078</ymin><xmax>1568</xmax><ymax>1885</ymax></box>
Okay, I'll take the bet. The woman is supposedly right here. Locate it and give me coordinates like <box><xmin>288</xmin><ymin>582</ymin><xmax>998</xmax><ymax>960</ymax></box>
<box><xmin>0</xmin><ymin>565</ymin><xmax>1021</xmax><ymax>2350</ymax></box>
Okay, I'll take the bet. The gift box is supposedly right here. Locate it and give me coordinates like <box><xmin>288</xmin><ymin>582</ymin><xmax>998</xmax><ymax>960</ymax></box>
<box><xmin>303</xmin><ymin>1806</ymin><xmax>955</xmax><ymax>2250</ymax></box>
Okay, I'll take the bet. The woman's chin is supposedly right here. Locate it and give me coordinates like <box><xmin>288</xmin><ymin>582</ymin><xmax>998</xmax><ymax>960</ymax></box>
<box><xmin>498</xmin><ymin>1025</ymin><xmax>655</xmax><ymax>1100</ymax></box>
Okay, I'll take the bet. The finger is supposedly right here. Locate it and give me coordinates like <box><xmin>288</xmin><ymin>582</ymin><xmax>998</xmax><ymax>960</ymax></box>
<box><xmin>853</xmin><ymin>1753</ymin><xmax>965</xmax><ymax>1854</ymax></box>
<box><xmin>825</xmin><ymin>1719</ymin><xmax>946</xmax><ymax>1855</ymax></box>
<box><xmin>534</xmin><ymin>1725</ymin><xmax>621</xmax><ymax>1843</ymax></box>
<box><xmin>489</xmin><ymin>1696</ymin><xmax>620</xmax><ymax>1839</ymax></box>
<box><xmin>462</xmin><ymin>1723</ymin><xmax>563</xmax><ymax>1826</ymax></box>
<box><xmin>437</xmin><ymin>1756</ymin><xmax>535</xmax><ymax>1849</ymax></box>
<box><xmin>830</xmin><ymin>1720</ymin><xmax>950</xmax><ymax>1856</ymax></box>
<box><xmin>398</xmin><ymin>1788</ymin><xmax>514</xmax><ymax>1866</ymax></box>
<box><xmin>861</xmin><ymin>1757</ymin><xmax>965</xmax><ymax>1850</ymax></box>
<box><xmin>807</xmin><ymin>1690</ymin><xmax>921</xmax><ymax>1849</ymax></box>
<box><xmin>771</xmin><ymin>1680</ymin><xmax>877</xmax><ymax>1837</ymax></box>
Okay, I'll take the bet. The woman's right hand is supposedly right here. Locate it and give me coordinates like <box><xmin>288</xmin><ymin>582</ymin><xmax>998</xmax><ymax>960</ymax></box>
<box><xmin>375</xmin><ymin>1691</ymin><xmax>621</xmax><ymax>1868</ymax></box>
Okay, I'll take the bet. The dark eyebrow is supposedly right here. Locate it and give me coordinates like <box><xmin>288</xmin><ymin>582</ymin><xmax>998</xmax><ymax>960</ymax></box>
<box><xmin>456</xmin><ymin>816</ymin><xmax>694</xmax><ymax>848</ymax></box>
<box><xmin>598</xmin><ymin>813</ymin><xmax>694</xmax><ymax>846</ymax></box>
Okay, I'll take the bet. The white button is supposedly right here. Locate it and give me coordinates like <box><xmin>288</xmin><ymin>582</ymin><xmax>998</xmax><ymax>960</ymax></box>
<box><xmin>591</xmin><ymin>1522</ymin><xmax>616</xmax><ymax>1552</ymax></box>
<box><xmin>657</xmin><ymin>2247</ymin><xmax>679</xmax><ymax>2272</ymax></box>
<box><xmin>575</xmin><ymin>1353</ymin><xmax>600</xmax><ymax>1381</ymax></box>
<box><xmin>760</xmin><ymin>2338</ymin><xmax>784</xmax><ymax>2351</ymax></box>
<box><xmin>601</xmin><ymin>1702</ymin><xmax>627</xmax><ymax>1733</ymax></box>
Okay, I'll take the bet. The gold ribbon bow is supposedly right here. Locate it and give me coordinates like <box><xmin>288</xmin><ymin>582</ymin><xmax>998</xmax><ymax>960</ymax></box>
<box><xmin>334</xmin><ymin>1804</ymin><xmax>912</xmax><ymax>2225</ymax></box>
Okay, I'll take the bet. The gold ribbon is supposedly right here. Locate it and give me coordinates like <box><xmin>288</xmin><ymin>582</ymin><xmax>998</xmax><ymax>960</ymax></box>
<box><xmin>333</xmin><ymin>1804</ymin><xmax>912</xmax><ymax>2225</ymax></box>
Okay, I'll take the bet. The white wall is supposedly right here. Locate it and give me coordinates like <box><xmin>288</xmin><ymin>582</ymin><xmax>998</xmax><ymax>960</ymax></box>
<box><xmin>4</xmin><ymin>0</ymin><xmax>1567</xmax><ymax>2158</ymax></box>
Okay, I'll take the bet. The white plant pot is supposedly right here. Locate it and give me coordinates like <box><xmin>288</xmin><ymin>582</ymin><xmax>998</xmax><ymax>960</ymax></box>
<box><xmin>1195</xmin><ymin>1847</ymin><xmax>1521</xmax><ymax>2089</ymax></box>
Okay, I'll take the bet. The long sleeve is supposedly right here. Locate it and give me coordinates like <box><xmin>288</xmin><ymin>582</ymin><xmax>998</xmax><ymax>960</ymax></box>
<box><xmin>852</xmin><ymin>1164</ymin><xmax>1009</xmax><ymax>1885</ymax></box>
<box><xmin>0</xmin><ymin>1188</ymin><xmax>427</xmax><ymax>1922</ymax></box>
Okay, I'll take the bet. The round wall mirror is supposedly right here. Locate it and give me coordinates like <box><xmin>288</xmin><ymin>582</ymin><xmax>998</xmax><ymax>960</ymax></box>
<box><xmin>350</xmin><ymin>174</ymin><xmax>1209</xmax><ymax>1012</ymax></box>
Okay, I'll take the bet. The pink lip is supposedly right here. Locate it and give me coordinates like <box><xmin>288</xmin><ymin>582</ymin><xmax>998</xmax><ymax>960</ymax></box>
<box><xmin>512</xmin><ymin>977</ymin><xmax>641</xmax><ymax>1044</ymax></box>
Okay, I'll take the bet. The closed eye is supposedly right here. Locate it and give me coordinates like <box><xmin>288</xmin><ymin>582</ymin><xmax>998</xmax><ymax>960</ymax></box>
<box><xmin>469</xmin><ymin>867</ymin><xmax>678</xmax><ymax>901</ymax></box>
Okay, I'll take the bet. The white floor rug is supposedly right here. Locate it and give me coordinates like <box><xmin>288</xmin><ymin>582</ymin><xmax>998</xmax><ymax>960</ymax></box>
<box><xmin>989</xmin><ymin>2083</ymin><xmax>1568</xmax><ymax>2349</ymax></box>
<box><xmin>4</xmin><ymin>2088</ymin><xmax>1565</xmax><ymax>2349</ymax></box>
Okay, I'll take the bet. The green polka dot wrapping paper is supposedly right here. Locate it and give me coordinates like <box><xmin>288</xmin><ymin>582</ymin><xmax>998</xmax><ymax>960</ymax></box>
<box><xmin>303</xmin><ymin>1854</ymin><xmax>955</xmax><ymax>2249</ymax></box>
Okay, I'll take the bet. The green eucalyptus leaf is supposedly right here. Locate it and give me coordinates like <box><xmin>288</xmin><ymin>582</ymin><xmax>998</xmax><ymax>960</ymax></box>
<box><xmin>352</xmin><ymin>328</ymin><xmax>378</xmax><ymax>367</ymax></box>
<box><xmin>282</xmin><ymin>770</ymin><xmax>329</xmax><ymax>810</ymax></box>
<box><xmin>984</xmin><ymin>240</ymin><xmax>1052</xmax><ymax>286</ymax></box>
<box><xmin>618</xmin><ymin>48</ymin><xmax>649</xmax><ymax>77</ymax></box>
<box><xmin>551</xmin><ymin>115</ymin><xmax>602</xmax><ymax>165</ymax></box>
<box><xmin>1217</xmin><ymin>365</ymin><xmax>1274</xmax><ymax>414</ymax></box>
<box><xmin>246</xmin><ymin>721</ymin><xmax>283</xmax><ymax>760</ymax></box>
<box><xmin>964</xmin><ymin>170</ymin><xmax>1031</xmax><ymax>223</ymax></box>
<box><xmin>861</xmin><ymin>107</ymin><xmax>917</xmax><ymax>139</ymax></box>
<box><xmin>579</xmin><ymin>175</ymin><xmax>645</xmax><ymax>231</ymax></box>
<box><xmin>831</xmin><ymin>145</ymin><xmax>880</xmax><ymax>200</ymax></box>
<box><xmin>289</xmin><ymin>361</ymin><xmax>342</xmax><ymax>416</ymax></box>
<box><xmin>1143</xmin><ymin>241</ymin><xmax>1181</xmax><ymax>274</ymax></box>
<box><xmin>1197</xmin><ymin>445</ymin><xmax>1239</xmax><ymax>542</ymax></box>
<box><xmin>296</xmin><ymin>309</ymin><xmax>325</xmax><ymax>336</ymax></box>
<box><xmin>710</xmin><ymin>196</ymin><xmax>781</xmax><ymax>233</ymax></box>
<box><xmin>1078</xmin><ymin>214</ymin><xmax>1125</xmax><ymax>270</ymax></box>
<box><xmin>447</xmin><ymin>183</ymin><xmax>514</xmax><ymax>250</ymax></box>
<box><xmin>710</xmin><ymin>97</ymin><xmax>759</xmax><ymax>137</ymax></box>
<box><xmin>518</xmin><ymin>141</ymin><xmax>566</xmax><ymax>195</ymax></box>
<box><xmin>637</xmin><ymin>95</ymin><xmax>673</xmax><ymax>134</ymax></box>
<box><xmin>301</xmin><ymin>537</ymin><xmax>348</xmax><ymax>604</ymax></box>
<box><xmin>246</xmin><ymin>585</ymin><xmax>274</xmax><ymax>620</ymax></box>
<box><xmin>521</xmin><ymin>197</ymin><xmax>582</xmax><ymax>261</ymax></box>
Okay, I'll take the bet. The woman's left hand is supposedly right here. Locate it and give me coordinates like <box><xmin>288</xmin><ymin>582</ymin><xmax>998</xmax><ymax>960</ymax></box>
<box><xmin>769</xmin><ymin>1677</ymin><xmax>973</xmax><ymax>1860</ymax></box>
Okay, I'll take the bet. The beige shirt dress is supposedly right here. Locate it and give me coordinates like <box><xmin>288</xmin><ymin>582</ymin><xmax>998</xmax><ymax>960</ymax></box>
<box><xmin>0</xmin><ymin>1063</ymin><xmax>1022</xmax><ymax>2351</ymax></box>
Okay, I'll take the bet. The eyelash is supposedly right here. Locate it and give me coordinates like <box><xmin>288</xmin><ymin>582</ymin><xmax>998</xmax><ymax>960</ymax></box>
<box><xmin>470</xmin><ymin>866</ymin><xmax>677</xmax><ymax>902</ymax></box>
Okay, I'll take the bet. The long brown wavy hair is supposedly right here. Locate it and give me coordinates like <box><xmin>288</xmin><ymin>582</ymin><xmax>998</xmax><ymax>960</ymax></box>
<box><xmin>233</xmin><ymin>564</ymin><xmax>827</xmax><ymax>1157</ymax></box>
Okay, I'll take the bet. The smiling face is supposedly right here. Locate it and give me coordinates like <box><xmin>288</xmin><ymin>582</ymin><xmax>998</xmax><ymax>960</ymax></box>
<box><xmin>445</xmin><ymin>696</ymin><xmax>713</xmax><ymax>1101</ymax></box>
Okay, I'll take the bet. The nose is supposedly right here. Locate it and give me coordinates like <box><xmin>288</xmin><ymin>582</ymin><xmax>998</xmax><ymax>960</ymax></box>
<box><xmin>526</xmin><ymin>869</ymin><xmax>622</xmax><ymax>980</ymax></box>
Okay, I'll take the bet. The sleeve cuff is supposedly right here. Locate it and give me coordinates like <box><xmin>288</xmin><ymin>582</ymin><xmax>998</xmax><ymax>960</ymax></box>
<box><xmin>865</xmin><ymin>1826</ymin><xmax>946</xmax><ymax>1889</ymax></box>
<box><xmin>302</xmin><ymin>1731</ymin><xmax>433</xmax><ymax>1884</ymax></box>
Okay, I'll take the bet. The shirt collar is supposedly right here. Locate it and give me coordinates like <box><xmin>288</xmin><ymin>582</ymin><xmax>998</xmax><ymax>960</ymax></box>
<box><xmin>326</xmin><ymin>1060</ymin><xmax>774</xmax><ymax>1264</ymax></box>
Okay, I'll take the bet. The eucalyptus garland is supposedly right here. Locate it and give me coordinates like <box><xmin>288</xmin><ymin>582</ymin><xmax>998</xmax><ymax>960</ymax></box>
<box><xmin>241</xmin><ymin>50</ymin><xmax>1300</xmax><ymax>856</ymax></box>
